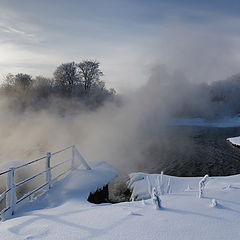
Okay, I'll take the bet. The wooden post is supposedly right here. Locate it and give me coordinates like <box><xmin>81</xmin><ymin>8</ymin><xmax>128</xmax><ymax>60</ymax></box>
<box><xmin>6</xmin><ymin>168</ymin><xmax>16</xmax><ymax>215</ymax></box>
<box><xmin>46</xmin><ymin>152</ymin><xmax>52</xmax><ymax>190</ymax></box>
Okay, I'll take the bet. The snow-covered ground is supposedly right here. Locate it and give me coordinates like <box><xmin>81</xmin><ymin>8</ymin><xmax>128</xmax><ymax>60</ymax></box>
<box><xmin>227</xmin><ymin>136</ymin><xmax>240</xmax><ymax>147</ymax></box>
<box><xmin>1</xmin><ymin>166</ymin><xmax>240</xmax><ymax>240</ymax></box>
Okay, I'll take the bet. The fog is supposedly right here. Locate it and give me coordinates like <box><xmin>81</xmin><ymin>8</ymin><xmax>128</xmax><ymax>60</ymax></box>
<box><xmin>0</xmin><ymin>67</ymin><xmax>173</xmax><ymax>173</ymax></box>
<box><xmin>1</xmin><ymin>65</ymin><xmax>240</xmax><ymax>177</ymax></box>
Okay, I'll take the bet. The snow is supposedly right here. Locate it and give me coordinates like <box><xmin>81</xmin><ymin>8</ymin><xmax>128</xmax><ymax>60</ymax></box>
<box><xmin>171</xmin><ymin>116</ymin><xmax>240</xmax><ymax>127</ymax></box>
<box><xmin>227</xmin><ymin>136</ymin><xmax>240</xmax><ymax>147</ymax></box>
<box><xmin>1</xmin><ymin>167</ymin><xmax>240</xmax><ymax>239</ymax></box>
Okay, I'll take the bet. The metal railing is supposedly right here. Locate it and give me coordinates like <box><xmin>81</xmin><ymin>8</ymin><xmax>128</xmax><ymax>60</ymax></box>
<box><xmin>0</xmin><ymin>145</ymin><xmax>91</xmax><ymax>219</ymax></box>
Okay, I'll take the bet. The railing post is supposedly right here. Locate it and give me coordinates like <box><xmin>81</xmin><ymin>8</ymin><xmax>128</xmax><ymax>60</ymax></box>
<box><xmin>46</xmin><ymin>152</ymin><xmax>52</xmax><ymax>190</ymax></box>
<box><xmin>6</xmin><ymin>168</ymin><xmax>16</xmax><ymax>215</ymax></box>
<box><xmin>71</xmin><ymin>145</ymin><xmax>75</xmax><ymax>170</ymax></box>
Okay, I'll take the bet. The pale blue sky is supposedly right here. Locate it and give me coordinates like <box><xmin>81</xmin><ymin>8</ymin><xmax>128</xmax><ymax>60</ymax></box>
<box><xmin>1</xmin><ymin>0</ymin><xmax>240</xmax><ymax>91</ymax></box>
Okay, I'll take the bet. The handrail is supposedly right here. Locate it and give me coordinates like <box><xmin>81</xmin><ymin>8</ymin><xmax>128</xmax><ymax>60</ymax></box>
<box><xmin>50</xmin><ymin>158</ymin><xmax>72</xmax><ymax>170</ymax></box>
<box><xmin>51</xmin><ymin>145</ymin><xmax>73</xmax><ymax>156</ymax></box>
<box><xmin>15</xmin><ymin>169</ymin><xmax>48</xmax><ymax>188</ymax></box>
<box><xmin>0</xmin><ymin>145</ymin><xmax>73</xmax><ymax>173</ymax></box>
<box><xmin>0</xmin><ymin>188</ymin><xmax>11</xmax><ymax>202</ymax></box>
<box><xmin>0</xmin><ymin>145</ymin><xmax>91</xmax><ymax>220</ymax></box>
<box><xmin>14</xmin><ymin>156</ymin><xmax>47</xmax><ymax>170</ymax></box>
<box><xmin>16</xmin><ymin>182</ymin><xmax>49</xmax><ymax>204</ymax></box>
<box><xmin>0</xmin><ymin>206</ymin><xmax>10</xmax><ymax>215</ymax></box>
<box><xmin>0</xmin><ymin>169</ymin><xmax>11</xmax><ymax>176</ymax></box>
<box><xmin>52</xmin><ymin>168</ymin><xmax>72</xmax><ymax>184</ymax></box>
<box><xmin>15</xmin><ymin>158</ymin><xmax>72</xmax><ymax>188</ymax></box>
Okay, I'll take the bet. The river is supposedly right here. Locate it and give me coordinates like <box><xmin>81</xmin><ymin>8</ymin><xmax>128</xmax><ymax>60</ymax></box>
<box><xmin>109</xmin><ymin>126</ymin><xmax>240</xmax><ymax>202</ymax></box>
<box><xmin>141</xmin><ymin>126</ymin><xmax>240</xmax><ymax>177</ymax></box>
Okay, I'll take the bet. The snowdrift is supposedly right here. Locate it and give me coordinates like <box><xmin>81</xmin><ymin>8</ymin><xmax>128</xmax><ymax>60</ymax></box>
<box><xmin>227</xmin><ymin>136</ymin><xmax>240</xmax><ymax>148</ymax></box>
<box><xmin>1</xmin><ymin>167</ymin><xmax>240</xmax><ymax>239</ymax></box>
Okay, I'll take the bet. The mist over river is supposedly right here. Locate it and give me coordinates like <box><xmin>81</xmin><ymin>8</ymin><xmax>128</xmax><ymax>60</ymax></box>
<box><xmin>137</xmin><ymin>126</ymin><xmax>240</xmax><ymax>177</ymax></box>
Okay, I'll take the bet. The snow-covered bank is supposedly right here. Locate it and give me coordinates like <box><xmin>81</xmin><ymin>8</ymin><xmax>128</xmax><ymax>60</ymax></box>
<box><xmin>171</xmin><ymin>116</ymin><xmax>240</xmax><ymax>127</ymax></box>
<box><xmin>1</xmin><ymin>161</ymin><xmax>117</xmax><ymax>220</ymax></box>
<box><xmin>227</xmin><ymin>136</ymin><xmax>240</xmax><ymax>148</ymax></box>
<box><xmin>1</xmin><ymin>170</ymin><xmax>240</xmax><ymax>239</ymax></box>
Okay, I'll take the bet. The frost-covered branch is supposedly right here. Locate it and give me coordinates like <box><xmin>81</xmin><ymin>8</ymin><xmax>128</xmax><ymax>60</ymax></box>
<box><xmin>198</xmin><ymin>174</ymin><xmax>209</xmax><ymax>198</ymax></box>
<box><xmin>152</xmin><ymin>187</ymin><xmax>161</xmax><ymax>210</ymax></box>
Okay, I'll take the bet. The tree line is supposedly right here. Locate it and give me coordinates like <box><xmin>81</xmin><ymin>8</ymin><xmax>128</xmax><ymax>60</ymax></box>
<box><xmin>171</xmin><ymin>73</ymin><xmax>240</xmax><ymax>118</ymax></box>
<box><xmin>0</xmin><ymin>60</ymin><xmax>116</xmax><ymax>113</ymax></box>
<box><xmin>1</xmin><ymin>59</ymin><xmax>240</xmax><ymax>118</ymax></box>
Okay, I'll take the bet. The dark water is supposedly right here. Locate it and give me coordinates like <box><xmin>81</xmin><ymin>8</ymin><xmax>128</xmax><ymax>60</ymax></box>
<box><xmin>138</xmin><ymin>126</ymin><xmax>240</xmax><ymax>177</ymax></box>
<box><xmin>110</xmin><ymin>126</ymin><xmax>240</xmax><ymax>202</ymax></box>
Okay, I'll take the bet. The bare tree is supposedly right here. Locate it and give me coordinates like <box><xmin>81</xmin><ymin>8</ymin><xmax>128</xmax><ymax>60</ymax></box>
<box><xmin>32</xmin><ymin>76</ymin><xmax>53</xmax><ymax>98</ymax></box>
<box><xmin>78</xmin><ymin>60</ymin><xmax>103</xmax><ymax>91</ymax></box>
<box><xmin>53</xmin><ymin>62</ymin><xmax>79</xmax><ymax>88</ymax></box>
<box><xmin>14</xmin><ymin>73</ymin><xmax>33</xmax><ymax>90</ymax></box>
<box><xmin>0</xmin><ymin>60</ymin><xmax>116</xmax><ymax>111</ymax></box>
<box><xmin>3</xmin><ymin>73</ymin><xmax>33</xmax><ymax>90</ymax></box>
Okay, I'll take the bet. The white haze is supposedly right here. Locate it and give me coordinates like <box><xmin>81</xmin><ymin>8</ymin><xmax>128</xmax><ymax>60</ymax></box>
<box><xmin>1</xmin><ymin>15</ymin><xmax>240</xmax><ymax>173</ymax></box>
<box><xmin>0</xmin><ymin>67</ymin><xmax>186</xmax><ymax>173</ymax></box>
<box><xmin>0</xmin><ymin>65</ymin><xmax>235</xmax><ymax>176</ymax></box>
<box><xmin>2</xmin><ymin>5</ymin><xmax>240</xmax><ymax>92</ymax></box>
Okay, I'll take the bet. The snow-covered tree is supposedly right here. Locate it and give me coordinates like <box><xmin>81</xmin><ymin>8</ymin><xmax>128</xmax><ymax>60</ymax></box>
<box><xmin>78</xmin><ymin>60</ymin><xmax>103</xmax><ymax>91</ymax></box>
<box><xmin>53</xmin><ymin>62</ymin><xmax>79</xmax><ymax>89</ymax></box>
<box><xmin>157</xmin><ymin>171</ymin><xmax>164</xmax><ymax>195</ymax></box>
<box><xmin>4</xmin><ymin>73</ymin><xmax>33</xmax><ymax>90</ymax></box>
<box><xmin>166</xmin><ymin>178</ymin><xmax>171</xmax><ymax>194</ymax></box>
<box><xmin>152</xmin><ymin>187</ymin><xmax>161</xmax><ymax>210</ymax></box>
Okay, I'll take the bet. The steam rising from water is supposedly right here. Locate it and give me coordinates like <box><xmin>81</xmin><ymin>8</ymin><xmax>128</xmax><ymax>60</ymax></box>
<box><xmin>0</xmin><ymin>67</ymin><xmax>174</xmax><ymax>172</ymax></box>
<box><xmin>0</xmin><ymin>67</ymin><xmax>239</xmax><ymax>175</ymax></box>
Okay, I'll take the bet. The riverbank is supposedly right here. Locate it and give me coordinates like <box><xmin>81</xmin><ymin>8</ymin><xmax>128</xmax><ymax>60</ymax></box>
<box><xmin>1</xmin><ymin>172</ymin><xmax>240</xmax><ymax>239</ymax></box>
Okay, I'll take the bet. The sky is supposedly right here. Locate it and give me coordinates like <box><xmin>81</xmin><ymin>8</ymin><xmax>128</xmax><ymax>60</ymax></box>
<box><xmin>1</xmin><ymin>0</ymin><xmax>240</xmax><ymax>92</ymax></box>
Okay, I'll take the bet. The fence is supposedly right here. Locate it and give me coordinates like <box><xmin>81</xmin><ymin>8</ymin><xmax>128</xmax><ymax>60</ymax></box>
<box><xmin>0</xmin><ymin>145</ymin><xmax>91</xmax><ymax>220</ymax></box>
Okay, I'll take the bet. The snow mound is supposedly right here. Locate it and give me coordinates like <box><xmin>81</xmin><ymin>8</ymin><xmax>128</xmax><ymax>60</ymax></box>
<box><xmin>128</xmin><ymin>172</ymin><xmax>240</xmax><ymax>201</ymax></box>
<box><xmin>1</xmin><ymin>170</ymin><xmax>240</xmax><ymax>240</ymax></box>
<box><xmin>227</xmin><ymin>136</ymin><xmax>240</xmax><ymax>147</ymax></box>
<box><xmin>7</xmin><ymin>161</ymin><xmax>117</xmax><ymax>218</ymax></box>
